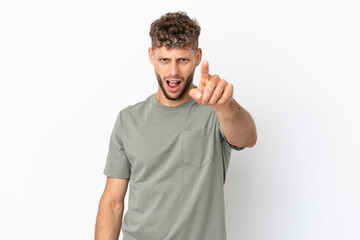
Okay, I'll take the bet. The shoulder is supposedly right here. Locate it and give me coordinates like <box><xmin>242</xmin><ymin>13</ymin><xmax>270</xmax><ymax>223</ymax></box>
<box><xmin>118</xmin><ymin>95</ymin><xmax>152</xmax><ymax>120</ymax></box>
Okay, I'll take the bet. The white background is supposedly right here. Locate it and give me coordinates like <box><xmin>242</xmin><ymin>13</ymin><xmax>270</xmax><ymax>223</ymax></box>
<box><xmin>1</xmin><ymin>0</ymin><xmax>359</xmax><ymax>239</ymax></box>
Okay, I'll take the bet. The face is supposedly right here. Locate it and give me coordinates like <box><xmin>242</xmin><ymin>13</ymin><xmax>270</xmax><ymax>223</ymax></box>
<box><xmin>149</xmin><ymin>45</ymin><xmax>202</xmax><ymax>101</ymax></box>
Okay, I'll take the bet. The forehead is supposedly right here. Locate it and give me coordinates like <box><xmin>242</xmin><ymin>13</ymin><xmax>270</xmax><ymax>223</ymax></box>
<box><xmin>153</xmin><ymin>46</ymin><xmax>196</xmax><ymax>57</ymax></box>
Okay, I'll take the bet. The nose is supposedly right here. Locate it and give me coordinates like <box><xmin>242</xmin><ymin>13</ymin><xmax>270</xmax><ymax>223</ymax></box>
<box><xmin>169</xmin><ymin>61</ymin><xmax>179</xmax><ymax>76</ymax></box>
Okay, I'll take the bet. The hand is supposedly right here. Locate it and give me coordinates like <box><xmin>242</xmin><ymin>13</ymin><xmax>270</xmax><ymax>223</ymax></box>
<box><xmin>189</xmin><ymin>60</ymin><xmax>234</xmax><ymax>109</ymax></box>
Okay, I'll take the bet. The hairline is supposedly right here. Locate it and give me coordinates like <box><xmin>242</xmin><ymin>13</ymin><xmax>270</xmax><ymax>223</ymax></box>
<box><xmin>152</xmin><ymin>42</ymin><xmax>199</xmax><ymax>51</ymax></box>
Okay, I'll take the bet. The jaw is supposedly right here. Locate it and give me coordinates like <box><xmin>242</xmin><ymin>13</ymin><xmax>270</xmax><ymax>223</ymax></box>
<box><xmin>156</xmin><ymin>72</ymin><xmax>195</xmax><ymax>103</ymax></box>
<box><xmin>158</xmin><ymin>79</ymin><xmax>185</xmax><ymax>101</ymax></box>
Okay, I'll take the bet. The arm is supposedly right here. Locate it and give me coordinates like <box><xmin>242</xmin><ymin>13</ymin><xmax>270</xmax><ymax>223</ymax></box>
<box><xmin>95</xmin><ymin>177</ymin><xmax>129</xmax><ymax>240</ymax></box>
<box><xmin>213</xmin><ymin>97</ymin><xmax>257</xmax><ymax>148</ymax></box>
<box><xmin>189</xmin><ymin>60</ymin><xmax>257</xmax><ymax>148</ymax></box>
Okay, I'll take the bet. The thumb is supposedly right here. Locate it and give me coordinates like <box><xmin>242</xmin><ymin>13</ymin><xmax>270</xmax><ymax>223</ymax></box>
<box><xmin>189</xmin><ymin>88</ymin><xmax>202</xmax><ymax>101</ymax></box>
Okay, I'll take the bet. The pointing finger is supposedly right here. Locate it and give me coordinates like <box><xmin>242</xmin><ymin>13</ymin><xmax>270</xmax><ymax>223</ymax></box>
<box><xmin>200</xmin><ymin>60</ymin><xmax>210</xmax><ymax>81</ymax></box>
<box><xmin>197</xmin><ymin>60</ymin><xmax>210</xmax><ymax>93</ymax></box>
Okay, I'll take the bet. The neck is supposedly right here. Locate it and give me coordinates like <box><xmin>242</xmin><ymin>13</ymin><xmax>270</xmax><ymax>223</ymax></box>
<box><xmin>155</xmin><ymin>84</ymin><xmax>196</xmax><ymax>107</ymax></box>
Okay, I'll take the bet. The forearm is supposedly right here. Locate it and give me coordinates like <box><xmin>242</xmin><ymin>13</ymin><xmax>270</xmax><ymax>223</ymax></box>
<box><xmin>95</xmin><ymin>199</ymin><xmax>124</xmax><ymax>240</ymax></box>
<box><xmin>214</xmin><ymin>98</ymin><xmax>257</xmax><ymax>148</ymax></box>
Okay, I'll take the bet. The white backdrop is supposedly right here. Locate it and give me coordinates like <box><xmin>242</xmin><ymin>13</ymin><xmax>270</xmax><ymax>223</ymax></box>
<box><xmin>1</xmin><ymin>0</ymin><xmax>359</xmax><ymax>239</ymax></box>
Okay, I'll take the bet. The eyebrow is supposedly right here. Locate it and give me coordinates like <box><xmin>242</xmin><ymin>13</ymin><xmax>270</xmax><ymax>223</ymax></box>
<box><xmin>157</xmin><ymin>56</ymin><xmax>191</xmax><ymax>59</ymax></box>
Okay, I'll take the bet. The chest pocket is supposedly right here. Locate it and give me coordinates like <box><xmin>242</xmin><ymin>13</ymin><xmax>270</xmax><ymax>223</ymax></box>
<box><xmin>181</xmin><ymin>128</ymin><xmax>214</xmax><ymax>168</ymax></box>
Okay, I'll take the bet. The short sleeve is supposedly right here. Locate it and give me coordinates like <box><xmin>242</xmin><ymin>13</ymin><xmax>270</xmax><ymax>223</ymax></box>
<box><xmin>218</xmin><ymin>121</ymin><xmax>245</xmax><ymax>151</ymax></box>
<box><xmin>103</xmin><ymin>111</ymin><xmax>131</xmax><ymax>179</ymax></box>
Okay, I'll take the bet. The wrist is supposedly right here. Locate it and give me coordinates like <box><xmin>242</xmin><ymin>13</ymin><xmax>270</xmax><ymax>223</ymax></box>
<box><xmin>213</xmin><ymin>98</ymin><xmax>238</xmax><ymax>120</ymax></box>
<box><xmin>213</xmin><ymin>97</ymin><xmax>235</xmax><ymax>111</ymax></box>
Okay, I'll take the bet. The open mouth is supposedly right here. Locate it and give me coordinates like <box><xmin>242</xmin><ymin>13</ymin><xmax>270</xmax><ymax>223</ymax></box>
<box><xmin>166</xmin><ymin>80</ymin><xmax>181</xmax><ymax>87</ymax></box>
<box><xmin>166</xmin><ymin>80</ymin><xmax>182</xmax><ymax>92</ymax></box>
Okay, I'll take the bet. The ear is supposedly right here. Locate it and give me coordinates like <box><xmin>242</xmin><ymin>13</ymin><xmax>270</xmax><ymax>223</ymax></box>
<box><xmin>195</xmin><ymin>48</ymin><xmax>202</xmax><ymax>66</ymax></box>
<box><xmin>149</xmin><ymin>47</ymin><xmax>155</xmax><ymax>66</ymax></box>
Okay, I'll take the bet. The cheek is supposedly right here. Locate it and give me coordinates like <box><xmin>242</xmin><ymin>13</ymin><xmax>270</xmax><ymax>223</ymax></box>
<box><xmin>184</xmin><ymin>66</ymin><xmax>196</xmax><ymax>77</ymax></box>
<box><xmin>155</xmin><ymin>65</ymin><xmax>168</xmax><ymax>76</ymax></box>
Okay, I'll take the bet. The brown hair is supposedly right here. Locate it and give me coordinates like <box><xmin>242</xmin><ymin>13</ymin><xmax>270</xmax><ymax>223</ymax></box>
<box><xmin>149</xmin><ymin>11</ymin><xmax>201</xmax><ymax>50</ymax></box>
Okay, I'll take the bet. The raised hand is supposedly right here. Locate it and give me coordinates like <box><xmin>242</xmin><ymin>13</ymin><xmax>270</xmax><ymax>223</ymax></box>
<box><xmin>189</xmin><ymin>60</ymin><xmax>234</xmax><ymax>108</ymax></box>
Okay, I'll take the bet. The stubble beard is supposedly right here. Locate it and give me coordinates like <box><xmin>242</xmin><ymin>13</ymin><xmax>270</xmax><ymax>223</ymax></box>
<box><xmin>156</xmin><ymin>71</ymin><xmax>195</xmax><ymax>101</ymax></box>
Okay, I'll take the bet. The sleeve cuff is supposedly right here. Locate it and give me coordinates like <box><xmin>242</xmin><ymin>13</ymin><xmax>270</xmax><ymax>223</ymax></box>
<box><xmin>219</xmin><ymin>123</ymin><xmax>245</xmax><ymax>151</ymax></box>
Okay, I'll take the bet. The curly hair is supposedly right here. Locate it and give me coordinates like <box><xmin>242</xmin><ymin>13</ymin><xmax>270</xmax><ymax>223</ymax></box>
<box><xmin>149</xmin><ymin>11</ymin><xmax>201</xmax><ymax>50</ymax></box>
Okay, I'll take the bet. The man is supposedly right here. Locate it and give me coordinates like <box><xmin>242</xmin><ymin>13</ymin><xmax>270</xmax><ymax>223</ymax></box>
<box><xmin>95</xmin><ymin>11</ymin><xmax>257</xmax><ymax>240</ymax></box>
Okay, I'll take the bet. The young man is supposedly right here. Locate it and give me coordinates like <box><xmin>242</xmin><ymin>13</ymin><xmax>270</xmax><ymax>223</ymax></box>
<box><xmin>95</xmin><ymin>11</ymin><xmax>257</xmax><ymax>240</ymax></box>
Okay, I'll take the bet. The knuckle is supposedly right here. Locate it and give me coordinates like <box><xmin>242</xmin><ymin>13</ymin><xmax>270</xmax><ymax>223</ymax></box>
<box><xmin>205</xmin><ymin>84</ymin><xmax>214</xmax><ymax>91</ymax></box>
<box><xmin>209</xmin><ymin>100</ymin><xmax>217</xmax><ymax>105</ymax></box>
<box><xmin>202</xmin><ymin>90</ymin><xmax>210</xmax><ymax>97</ymax></box>
<box><xmin>213</xmin><ymin>90</ymin><xmax>221</xmax><ymax>97</ymax></box>
<box><xmin>213</xmin><ymin>74</ymin><xmax>220</xmax><ymax>80</ymax></box>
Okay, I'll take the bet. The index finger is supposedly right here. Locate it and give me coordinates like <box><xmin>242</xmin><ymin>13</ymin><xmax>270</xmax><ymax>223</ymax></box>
<box><xmin>200</xmin><ymin>60</ymin><xmax>210</xmax><ymax>81</ymax></box>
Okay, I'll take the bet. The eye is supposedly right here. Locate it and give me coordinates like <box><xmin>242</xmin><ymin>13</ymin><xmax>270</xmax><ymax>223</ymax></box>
<box><xmin>159</xmin><ymin>58</ymin><xmax>169</xmax><ymax>63</ymax></box>
<box><xmin>179</xmin><ymin>58</ymin><xmax>189</xmax><ymax>63</ymax></box>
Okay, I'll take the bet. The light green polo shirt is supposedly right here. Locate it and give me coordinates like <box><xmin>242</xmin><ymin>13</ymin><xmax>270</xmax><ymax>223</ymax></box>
<box><xmin>103</xmin><ymin>93</ymin><xmax>243</xmax><ymax>240</ymax></box>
